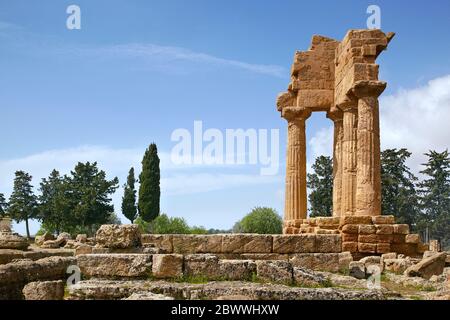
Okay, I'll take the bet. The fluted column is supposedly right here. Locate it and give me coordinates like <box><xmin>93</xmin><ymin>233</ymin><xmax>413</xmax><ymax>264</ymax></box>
<box><xmin>340</xmin><ymin>104</ymin><xmax>358</xmax><ymax>216</ymax></box>
<box><xmin>352</xmin><ymin>81</ymin><xmax>386</xmax><ymax>216</ymax></box>
<box><xmin>327</xmin><ymin>109</ymin><xmax>344</xmax><ymax>217</ymax></box>
<box><xmin>282</xmin><ymin>108</ymin><xmax>311</xmax><ymax>221</ymax></box>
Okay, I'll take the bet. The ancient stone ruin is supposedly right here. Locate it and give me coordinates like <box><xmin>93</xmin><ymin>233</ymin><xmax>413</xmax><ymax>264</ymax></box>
<box><xmin>276</xmin><ymin>30</ymin><xmax>430</xmax><ymax>258</ymax></box>
<box><xmin>0</xmin><ymin>29</ymin><xmax>449</xmax><ymax>301</ymax></box>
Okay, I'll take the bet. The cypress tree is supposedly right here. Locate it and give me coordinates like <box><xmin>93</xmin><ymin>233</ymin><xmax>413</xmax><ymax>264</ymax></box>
<box><xmin>138</xmin><ymin>143</ymin><xmax>160</xmax><ymax>222</ymax></box>
<box><xmin>418</xmin><ymin>150</ymin><xmax>450</xmax><ymax>248</ymax></box>
<box><xmin>8</xmin><ymin>171</ymin><xmax>38</xmax><ymax>238</ymax></box>
<box><xmin>122</xmin><ymin>167</ymin><xmax>138</xmax><ymax>223</ymax></box>
<box><xmin>0</xmin><ymin>193</ymin><xmax>8</xmax><ymax>217</ymax></box>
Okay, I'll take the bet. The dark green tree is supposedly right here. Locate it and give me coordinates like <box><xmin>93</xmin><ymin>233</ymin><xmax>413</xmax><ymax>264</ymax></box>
<box><xmin>8</xmin><ymin>171</ymin><xmax>38</xmax><ymax>238</ymax></box>
<box><xmin>381</xmin><ymin>148</ymin><xmax>420</xmax><ymax>227</ymax></box>
<box><xmin>138</xmin><ymin>143</ymin><xmax>160</xmax><ymax>222</ymax></box>
<box><xmin>417</xmin><ymin>150</ymin><xmax>450</xmax><ymax>248</ymax></box>
<box><xmin>122</xmin><ymin>167</ymin><xmax>137</xmax><ymax>223</ymax></box>
<box><xmin>307</xmin><ymin>156</ymin><xmax>333</xmax><ymax>217</ymax></box>
<box><xmin>233</xmin><ymin>207</ymin><xmax>282</xmax><ymax>234</ymax></box>
<box><xmin>0</xmin><ymin>193</ymin><xmax>8</xmax><ymax>217</ymax></box>
<box><xmin>38</xmin><ymin>170</ymin><xmax>73</xmax><ymax>235</ymax></box>
<box><xmin>69</xmin><ymin>162</ymin><xmax>119</xmax><ymax>231</ymax></box>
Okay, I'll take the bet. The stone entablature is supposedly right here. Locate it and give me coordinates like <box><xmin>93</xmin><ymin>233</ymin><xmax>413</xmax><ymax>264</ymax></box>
<box><xmin>277</xmin><ymin>29</ymin><xmax>395</xmax><ymax>221</ymax></box>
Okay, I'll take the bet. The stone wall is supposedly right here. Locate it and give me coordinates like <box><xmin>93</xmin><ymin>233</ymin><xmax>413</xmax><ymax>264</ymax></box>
<box><xmin>141</xmin><ymin>233</ymin><xmax>342</xmax><ymax>255</ymax></box>
<box><xmin>284</xmin><ymin>215</ymin><xmax>429</xmax><ymax>258</ymax></box>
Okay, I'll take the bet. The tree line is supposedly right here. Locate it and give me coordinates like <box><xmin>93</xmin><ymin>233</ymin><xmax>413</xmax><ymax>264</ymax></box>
<box><xmin>0</xmin><ymin>143</ymin><xmax>161</xmax><ymax>238</ymax></box>
<box><xmin>307</xmin><ymin>149</ymin><xmax>450</xmax><ymax>249</ymax></box>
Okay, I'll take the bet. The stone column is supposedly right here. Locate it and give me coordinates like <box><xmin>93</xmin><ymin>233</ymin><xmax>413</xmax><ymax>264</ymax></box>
<box><xmin>352</xmin><ymin>81</ymin><xmax>386</xmax><ymax>216</ymax></box>
<box><xmin>327</xmin><ymin>109</ymin><xmax>344</xmax><ymax>217</ymax></box>
<box><xmin>340</xmin><ymin>103</ymin><xmax>358</xmax><ymax>216</ymax></box>
<box><xmin>282</xmin><ymin>107</ymin><xmax>311</xmax><ymax>221</ymax></box>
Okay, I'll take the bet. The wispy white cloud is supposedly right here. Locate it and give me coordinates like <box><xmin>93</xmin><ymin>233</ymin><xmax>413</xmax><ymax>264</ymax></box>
<box><xmin>0</xmin><ymin>145</ymin><xmax>281</xmax><ymax>197</ymax></box>
<box><xmin>77</xmin><ymin>43</ymin><xmax>285</xmax><ymax>77</ymax></box>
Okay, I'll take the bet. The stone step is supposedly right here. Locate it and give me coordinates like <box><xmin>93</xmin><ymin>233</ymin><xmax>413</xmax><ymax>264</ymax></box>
<box><xmin>67</xmin><ymin>279</ymin><xmax>386</xmax><ymax>300</ymax></box>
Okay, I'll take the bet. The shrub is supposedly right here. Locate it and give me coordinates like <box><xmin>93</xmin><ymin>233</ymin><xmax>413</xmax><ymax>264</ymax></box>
<box><xmin>234</xmin><ymin>207</ymin><xmax>282</xmax><ymax>234</ymax></box>
<box><xmin>151</xmin><ymin>214</ymin><xmax>191</xmax><ymax>234</ymax></box>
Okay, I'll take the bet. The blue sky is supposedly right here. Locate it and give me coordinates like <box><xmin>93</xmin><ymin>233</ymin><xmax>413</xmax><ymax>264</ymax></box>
<box><xmin>1</xmin><ymin>0</ymin><xmax>450</xmax><ymax>235</ymax></box>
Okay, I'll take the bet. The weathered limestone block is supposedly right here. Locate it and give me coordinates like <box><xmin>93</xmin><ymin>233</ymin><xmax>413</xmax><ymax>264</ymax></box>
<box><xmin>216</xmin><ymin>253</ymin><xmax>289</xmax><ymax>261</ymax></box>
<box><xmin>405</xmin><ymin>234</ymin><xmax>420</xmax><ymax>244</ymax></box>
<box><xmin>358</xmin><ymin>234</ymin><xmax>378</xmax><ymax>243</ymax></box>
<box><xmin>384</xmin><ymin>258</ymin><xmax>413</xmax><ymax>274</ymax></box>
<box><xmin>172</xmin><ymin>235</ymin><xmax>222</xmax><ymax>254</ymax></box>
<box><xmin>372</xmin><ymin>215</ymin><xmax>395</xmax><ymax>224</ymax></box>
<box><xmin>360</xmin><ymin>256</ymin><xmax>382</xmax><ymax>274</ymax></box>
<box><xmin>358</xmin><ymin>224</ymin><xmax>376</xmax><ymax>234</ymax></box>
<box><xmin>0</xmin><ymin>256</ymin><xmax>76</xmax><ymax>300</ymax></box>
<box><xmin>315</xmin><ymin>234</ymin><xmax>342</xmax><ymax>253</ymax></box>
<box><xmin>95</xmin><ymin>225</ymin><xmax>141</xmax><ymax>249</ymax></box>
<box><xmin>293</xmin><ymin>267</ymin><xmax>329</xmax><ymax>287</ymax></box>
<box><xmin>0</xmin><ymin>231</ymin><xmax>29</xmax><ymax>250</ymax></box>
<box><xmin>349</xmin><ymin>261</ymin><xmax>365</xmax><ymax>279</ymax></box>
<box><xmin>272</xmin><ymin>234</ymin><xmax>316</xmax><ymax>253</ymax></box>
<box><xmin>0</xmin><ymin>256</ymin><xmax>76</xmax><ymax>285</ymax></box>
<box><xmin>152</xmin><ymin>254</ymin><xmax>183</xmax><ymax>279</ymax></box>
<box><xmin>341</xmin><ymin>224</ymin><xmax>359</xmax><ymax>234</ymax></box>
<box><xmin>393</xmin><ymin>224</ymin><xmax>410</xmax><ymax>235</ymax></box>
<box><xmin>0</xmin><ymin>248</ymin><xmax>74</xmax><ymax>265</ymax></box>
<box><xmin>358</xmin><ymin>242</ymin><xmax>377</xmax><ymax>254</ymax></box>
<box><xmin>381</xmin><ymin>252</ymin><xmax>397</xmax><ymax>260</ymax></box>
<box><xmin>76</xmin><ymin>234</ymin><xmax>87</xmax><ymax>243</ymax></box>
<box><xmin>289</xmin><ymin>253</ymin><xmax>340</xmax><ymax>272</ymax></box>
<box><xmin>22</xmin><ymin>280</ymin><xmax>64</xmax><ymax>300</ymax></box>
<box><xmin>56</xmin><ymin>232</ymin><xmax>71</xmax><ymax>246</ymax></box>
<box><xmin>316</xmin><ymin>217</ymin><xmax>340</xmax><ymax>227</ymax></box>
<box><xmin>256</xmin><ymin>260</ymin><xmax>293</xmax><ymax>284</ymax></box>
<box><xmin>375</xmin><ymin>224</ymin><xmax>393</xmax><ymax>235</ymax></box>
<box><xmin>77</xmin><ymin>254</ymin><xmax>152</xmax><ymax>278</ymax></box>
<box><xmin>315</xmin><ymin>228</ymin><xmax>339</xmax><ymax>234</ymax></box>
<box><xmin>221</xmin><ymin>234</ymin><xmax>272</xmax><ymax>253</ymax></box>
<box><xmin>35</xmin><ymin>232</ymin><xmax>55</xmax><ymax>246</ymax></box>
<box><xmin>141</xmin><ymin>234</ymin><xmax>173</xmax><ymax>253</ymax></box>
<box><xmin>376</xmin><ymin>243</ymin><xmax>391</xmax><ymax>254</ymax></box>
<box><xmin>404</xmin><ymin>252</ymin><xmax>447</xmax><ymax>279</ymax></box>
<box><xmin>75</xmin><ymin>244</ymin><xmax>93</xmax><ymax>256</ymax></box>
<box><xmin>218</xmin><ymin>260</ymin><xmax>256</xmax><ymax>281</ymax></box>
<box><xmin>184</xmin><ymin>254</ymin><xmax>220</xmax><ymax>279</ymax></box>
<box><xmin>342</xmin><ymin>233</ymin><xmax>358</xmax><ymax>242</ymax></box>
<box><xmin>342</xmin><ymin>242</ymin><xmax>358</xmax><ymax>253</ymax></box>
<box><xmin>377</xmin><ymin>234</ymin><xmax>393</xmax><ymax>243</ymax></box>
<box><xmin>41</xmin><ymin>240</ymin><xmax>61</xmax><ymax>249</ymax></box>
<box><xmin>124</xmin><ymin>292</ymin><xmax>174</xmax><ymax>300</ymax></box>
<box><xmin>338</xmin><ymin>251</ymin><xmax>354</xmax><ymax>272</ymax></box>
<box><xmin>340</xmin><ymin>216</ymin><xmax>372</xmax><ymax>226</ymax></box>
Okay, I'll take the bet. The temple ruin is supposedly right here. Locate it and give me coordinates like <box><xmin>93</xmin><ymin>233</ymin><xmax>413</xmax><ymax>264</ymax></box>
<box><xmin>277</xmin><ymin>29</ymin><xmax>395</xmax><ymax>223</ymax></box>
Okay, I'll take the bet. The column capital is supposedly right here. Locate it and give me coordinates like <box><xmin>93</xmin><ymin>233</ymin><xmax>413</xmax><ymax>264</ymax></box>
<box><xmin>282</xmin><ymin>107</ymin><xmax>311</xmax><ymax>122</ymax></box>
<box><xmin>276</xmin><ymin>90</ymin><xmax>296</xmax><ymax>112</ymax></box>
<box><xmin>351</xmin><ymin>80</ymin><xmax>386</xmax><ymax>98</ymax></box>
<box><xmin>327</xmin><ymin>106</ymin><xmax>343</xmax><ymax>122</ymax></box>
<box><xmin>337</xmin><ymin>101</ymin><xmax>358</xmax><ymax>113</ymax></box>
